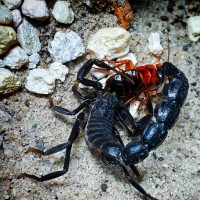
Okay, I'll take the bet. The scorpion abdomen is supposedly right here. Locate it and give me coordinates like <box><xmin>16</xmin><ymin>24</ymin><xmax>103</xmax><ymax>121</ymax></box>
<box><xmin>85</xmin><ymin>94</ymin><xmax>123</xmax><ymax>164</ymax></box>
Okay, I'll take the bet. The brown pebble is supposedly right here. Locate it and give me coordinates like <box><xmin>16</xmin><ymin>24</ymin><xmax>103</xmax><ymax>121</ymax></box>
<box><xmin>3</xmin><ymin>179</ymin><xmax>10</xmax><ymax>186</ymax></box>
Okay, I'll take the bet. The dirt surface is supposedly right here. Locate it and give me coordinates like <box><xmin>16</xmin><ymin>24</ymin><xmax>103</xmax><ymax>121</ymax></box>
<box><xmin>0</xmin><ymin>1</ymin><xmax>200</xmax><ymax>200</ymax></box>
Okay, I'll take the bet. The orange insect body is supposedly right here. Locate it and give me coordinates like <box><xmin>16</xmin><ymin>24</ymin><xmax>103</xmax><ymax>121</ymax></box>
<box><xmin>102</xmin><ymin>59</ymin><xmax>162</xmax><ymax>106</ymax></box>
<box><xmin>112</xmin><ymin>59</ymin><xmax>160</xmax><ymax>89</ymax></box>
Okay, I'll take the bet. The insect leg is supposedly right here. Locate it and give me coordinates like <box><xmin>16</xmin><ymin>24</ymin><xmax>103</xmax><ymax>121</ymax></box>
<box><xmin>118</xmin><ymin>98</ymin><xmax>153</xmax><ymax>135</ymax></box>
<box><xmin>51</xmin><ymin>99</ymin><xmax>91</xmax><ymax>116</ymax></box>
<box><xmin>18</xmin><ymin>112</ymin><xmax>85</xmax><ymax>182</ymax></box>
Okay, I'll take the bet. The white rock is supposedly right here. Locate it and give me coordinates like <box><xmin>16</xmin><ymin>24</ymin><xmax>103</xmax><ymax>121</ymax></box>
<box><xmin>27</xmin><ymin>53</ymin><xmax>40</xmax><ymax>69</ymax></box>
<box><xmin>21</xmin><ymin>0</ymin><xmax>49</xmax><ymax>21</ymax></box>
<box><xmin>0</xmin><ymin>68</ymin><xmax>21</xmax><ymax>94</ymax></box>
<box><xmin>129</xmin><ymin>100</ymin><xmax>140</xmax><ymax>118</ymax></box>
<box><xmin>186</xmin><ymin>16</ymin><xmax>200</xmax><ymax>42</ymax></box>
<box><xmin>48</xmin><ymin>30</ymin><xmax>85</xmax><ymax>63</ymax></box>
<box><xmin>0</xmin><ymin>59</ymin><xmax>5</xmax><ymax>68</ymax></box>
<box><xmin>49</xmin><ymin>62</ymin><xmax>69</xmax><ymax>82</ymax></box>
<box><xmin>0</xmin><ymin>5</ymin><xmax>13</xmax><ymax>25</ymax></box>
<box><xmin>25</xmin><ymin>62</ymin><xmax>69</xmax><ymax>94</ymax></box>
<box><xmin>2</xmin><ymin>0</ymin><xmax>22</xmax><ymax>9</ymax></box>
<box><xmin>11</xmin><ymin>9</ymin><xmax>22</xmax><ymax>28</ymax></box>
<box><xmin>52</xmin><ymin>1</ymin><xmax>74</xmax><ymax>24</ymax></box>
<box><xmin>25</xmin><ymin>68</ymin><xmax>55</xmax><ymax>94</ymax></box>
<box><xmin>87</xmin><ymin>27</ymin><xmax>131</xmax><ymax>60</ymax></box>
<box><xmin>17</xmin><ymin>18</ymin><xmax>41</xmax><ymax>55</ymax></box>
<box><xmin>148</xmin><ymin>32</ymin><xmax>163</xmax><ymax>56</ymax></box>
<box><xmin>3</xmin><ymin>46</ymin><xmax>28</xmax><ymax>69</ymax></box>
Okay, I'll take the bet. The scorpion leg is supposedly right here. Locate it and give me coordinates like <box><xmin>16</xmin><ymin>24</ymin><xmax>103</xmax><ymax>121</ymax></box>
<box><xmin>117</xmin><ymin>95</ymin><xmax>153</xmax><ymax>136</ymax></box>
<box><xmin>18</xmin><ymin>112</ymin><xmax>85</xmax><ymax>181</ymax></box>
<box><xmin>122</xmin><ymin>166</ymin><xmax>157</xmax><ymax>200</ymax></box>
<box><xmin>51</xmin><ymin>99</ymin><xmax>91</xmax><ymax>116</ymax></box>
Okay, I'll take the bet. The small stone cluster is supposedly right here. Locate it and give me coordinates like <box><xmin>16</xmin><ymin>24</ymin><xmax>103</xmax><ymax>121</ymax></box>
<box><xmin>0</xmin><ymin>0</ymin><xmax>78</xmax><ymax>95</ymax></box>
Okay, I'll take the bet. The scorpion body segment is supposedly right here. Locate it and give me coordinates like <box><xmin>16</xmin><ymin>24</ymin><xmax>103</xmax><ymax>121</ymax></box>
<box><xmin>122</xmin><ymin>62</ymin><xmax>189</xmax><ymax>163</ymax></box>
<box><xmin>84</xmin><ymin>93</ymin><xmax>123</xmax><ymax>164</ymax></box>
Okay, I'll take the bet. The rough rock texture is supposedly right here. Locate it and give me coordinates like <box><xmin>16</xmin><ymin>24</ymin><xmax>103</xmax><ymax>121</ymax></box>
<box><xmin>52</xmin><ymin>1</ymin><xmax>74</xmax><ymax>24</ymax></box>
<box><xmin>0</xmin><ymin>68</ymin><xmax>21</xmax><ymax>94</ymax></box>
<box><xmin>2</xmin><ymin>0</ymin><xmax>22</xmax><ymax>9</ymax></box>
<box><xmin>3</xmin><ymin>46</ymin><xmax>28</xmax><ymax>69</ymax></box>
<box><xmin>27</xmin><ymin>53</ymin><xmax>40</xmax><ymax>69</ymax></box>
<box><xmin>0</xmin><ymin>59</ymin><xmax>5</xmax><ymax>68</ymax></box>
<box><xmin>48</xmin><ymin>30</ymin><xmax>85</xmax><ymax>63</ymax></box>
<box><xmin>17</xmin><ymin>18</ymin><xmax>41</xmax><ymax>55</ymax></box>
<box><xmin>0</xmin><ymin>26</ymin><xmax>17</xmax><ymax>55</ymax></box>
<box><xmin>11</xmin><ymin>9</ymin><xmax>22</xmax><ymax>28</ymax></box>
<box><xmin>25</xmin><ymin>68</ymin><xmax>55</xmax><ymax>94</ymax></box>
<box><xmin>87</xmin><ymin>27</ymin><xmax>131</xmax><ymax>59</ymax></box>
<box><xmin>186</xmin><ymin>16</ymin><xmax>200</xmax><ymax>42</ymax></box>
<box><xmin>148</xmin><ymin>32</ymin><xmax>163</xmax><ymax>56</ymax></box>
<box><xmin>21</xmin><ymin>0</ymin><xmax>49</xmax><ymax>21</ymax></box>
<box><xmin>25</xmin><ymin>63</ymin><xmax>69</xmax><ymax>94</ymax></box>
<box><xmin>0</xmin><ymin>5</ymin><xmax>13</xmax><ymax>25</ymax></box>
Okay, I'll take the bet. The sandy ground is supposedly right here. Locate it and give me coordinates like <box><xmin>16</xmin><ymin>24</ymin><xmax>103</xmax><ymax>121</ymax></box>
<box><xmin>0</xmin><ymin>1</ymin><xmax>200</xmax><ymax>200</ymax></box>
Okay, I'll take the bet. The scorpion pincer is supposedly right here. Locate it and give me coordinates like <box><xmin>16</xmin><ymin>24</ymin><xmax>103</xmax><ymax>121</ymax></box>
<box><xmin>18</xmin><ymin>60</ymin><xmax>189</xmax><ymax>200</ymax></box>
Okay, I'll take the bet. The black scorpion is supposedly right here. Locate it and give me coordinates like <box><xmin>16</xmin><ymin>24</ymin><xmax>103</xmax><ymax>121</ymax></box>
<box><xmin>19</xmin><ymin>59</ymin><xmax>189</xmax><ymax>200</ymax></box>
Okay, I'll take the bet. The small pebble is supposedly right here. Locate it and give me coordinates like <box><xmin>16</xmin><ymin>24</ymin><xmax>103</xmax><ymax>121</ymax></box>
<box><xmin>21</xmin><ymin>0</ymin><xmax>49</xmax><ymax>21</ymax></box>
<box><xmin>182</xmin><ymin>44</ymin><xmax>191</xmax><ymax>51</ymax></box>
<box><xmin>48</xmin><ymin>62</ymin><xmax>69</xmax><ymax>82</ymax></box>
<box><xmin>147</xmin><ymin>32</ymin><xmax>163</xmax><ymax>56</ymax></box>
<box><xmin>0</xmin><ymin>5</ymin><xmax>13</xmax><ymax>25</ymax></box>
<box><xmin>27</xmin><ymin>53</ymin><xmax>40</xmax><ymax>69</ymax></box>
<box><xmin>25</xmin><ymin>62</ymin><xmax>69</xmax><ymax>94</ymax></box>
<box><xmin>11</xmin><ymin>9</ymin><xmax>22</xmax><ymax>28</ymax></box>
<box><xmin>129</xmin><ymin>100</ymin><xmax>140</xmax><ymax>118</ymax></box>
<box><xmin>0</xmin><ymin>68</ymin><xmax>21</xmax><ymax>94</ymax></box>
<box><xmin>48</xmin><ymin>30</ymin><xmax>85</xmax><ymax>63</ymax></box>
<box><xmin>2</xmin><ymin>0</ymin><xmax>22</xmax><ymax>9</ymax></box>
<box><xmin>25</xmin><ymin>68</ymin><xmax>55</xmax><ymax>94</ymax></box>
<box><xmin>186</xmin><ymin>16</ymin><xmax>200</xmax><ymax>42</ymax></box>
<box><xmin>52</xmin><ymin>1</ymin><xmax>74</xmax><ymax>24</ymax></box>
<box><xmin>3</xmin><ymin>46</ymin><xmax>28</xmax><ymax>69</ymax></box>
<box><xmin>87</xmin><ymin>27</ymin><xmax>131</xmax><ymax>60</ymax></box>
<box><xmin>101</xmin><ymin>183</ymin><xmax>108</xmax><ymax>192</ymax></box>
<box><xmin>17</xmin><ymin>18</ymin><xmax>41</xmax><ymax>55</ymax></box>
<box><xmin>0</xmin><ymin>26</ymin><xmax>17</xmax><ymax>55</ymax></box>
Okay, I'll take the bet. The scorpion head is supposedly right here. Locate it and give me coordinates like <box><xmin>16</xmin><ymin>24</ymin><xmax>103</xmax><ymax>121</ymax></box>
<box><xmin>91</xmin><ymin>92</ymin><xmax>119</xmax><ymax>119</ymax></box>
